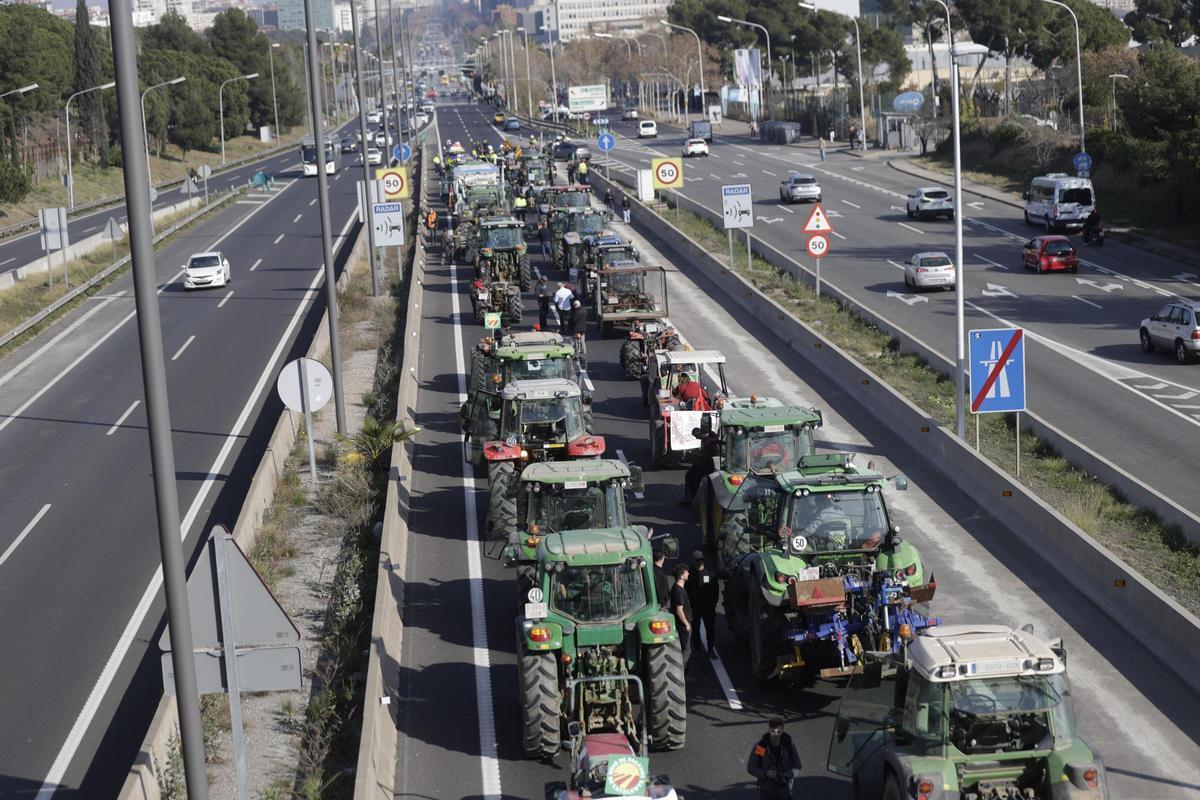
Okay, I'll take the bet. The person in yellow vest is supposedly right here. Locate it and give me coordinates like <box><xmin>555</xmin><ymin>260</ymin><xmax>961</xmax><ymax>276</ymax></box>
<box><xmin>576</xmin><ymin>159</ymin><xmax>589</xmax><ymax>185</ymax></box>
<box><xmin>513</xmin><ymin>194</ymin><xmax>528</xmax><ymax>223</ymax></box>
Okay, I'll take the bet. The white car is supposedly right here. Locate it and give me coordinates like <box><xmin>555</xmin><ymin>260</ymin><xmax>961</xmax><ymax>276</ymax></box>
<box><xmin>366</xmin><ymin>147</ymin><xmax>383</xmax><ymax>165</ymax></box>
<box><xmin>638</xmin><ymin>120</ymin><xmax>658</xmax><ymax>138</ymax></box>
<box><xmin>184</xmin><ymin>251</ymin><xmax>231</xmax><ymax>290</ymax></box>
<box><xmin>415</xmin><ymin>111</ymin><xmax>430</xmax><ymax>126</ymax></box>
<box><xmin>367</xmin><ymin>110</ymin><xmax>382</xmax><ymax>124</ymax></box>
<box><xmin>682</xmin><ymin>138</ymin><xmax>709</xmax><ymax>157</ymax></box>
<box><xmin>906</xmin><ymin>186</ymin><xmax>955</xmax><ymax>220</ymax></box>
<box><xmin>903</xmin><ymin>251</ymin><xmax>956</xmax><ymax>290</ymax></box>
<box><xmin>374</xmin><ymin>131</ymin><xmax>390</xmax><ymax>148</ymax></box>
<box><xmin>779</xmin><ymin>173</ymin><xmax>822</xmax><ymax>203</ymax></box>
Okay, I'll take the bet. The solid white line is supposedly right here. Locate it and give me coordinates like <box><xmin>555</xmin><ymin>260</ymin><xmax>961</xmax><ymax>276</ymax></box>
<box><xmin>218</xmin><ymin>290</ymin><xmax>233</xmax><ymax>308</ymax></box>
<box><xmin>309</xmin><ymin>198</ymin><xmax>317</xmax><ymax>206</ymax></box>
<box><xmin>250</xmin><ymin>258</ymin><xmax>263</xmax><ymax>271</ymax></box>
<box><xmin>831</xmin><ymin>231</ymin><xmax>847</xmax><ymax>240</ymax></box>
<box><xmin>614</xmin><ymin>449</ymin><xmax>644</xmax><ymax>499</ymax></box>
<box><xmin>33</xmin><ymin>184</ymin><xmax>330</xmax><ymax>800</ymax></box>
<box><xmin>0</xmin><ymin>257</ymin><xmax>15</xmax><ymax>266</ymax></box>
<box><xmin>273</xmin><ymin>234</ymin><xmax>285</xmax><ymax>245</ymax></box>
<box><xmin>170</xmin><ymin>335</ymin><xmax>195</xmax><ymax>361</ymax></box>
<box><xmin>840</xmin><ymin>199</ymin><xmax>861</xmax><ymax>209</ymax></box>
<box><xmin>897</xmin><ymin>221</ymin><xmax>924</xmax><ymax>235</ymax></box>
<box><xmin>0</xmin><ymin>504</ymin><xmax>51</xmax><ymax>569</ymax></box>
<box><xmin>761</xmin><ymin>169</ymin><xmax>776</xmax><ymax>177</ymax></box>
<box><xmin>1072</xmin><ymin>295</ymin><xmax>1103</xmax><ymax>309</ymax></box>
<box><xmin>885</xmin><ymin>260</ymin><xmax>906</xmax><ymax>271</ymax></box>
<box><xmin>82</xmin><ymin>225</ymin><xmax>99</xmax><ymax>234</ymax></box>
<box><xmin>449</xmin><ymin>259</ymin><xmax>504</xmax><ymax>799</ymax></box>
<box><xmin>698</xmin><ymin>628</ymin><xmax>744</xmax><ymax>711</ymax></box>
<box><xmin>781</xmin><ymin>206</ymin><xmax>795</xmax><ymax>214</ymax></box>
<box><xmin>105</xmin><ymin>401</ymin><xmax>140</xmax><ymax>436</ymax></box>
<box><xmin>293</xmin><ymin>214</ymin><xmax>302</xmax><ymax>223</ymax></box>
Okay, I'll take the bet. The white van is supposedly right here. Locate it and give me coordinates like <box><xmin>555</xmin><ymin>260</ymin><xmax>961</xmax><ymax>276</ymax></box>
<box><xmin>1023</xmin><ymin>173</ymin><xmax>1095</xmax><ymax>231</ymax></box>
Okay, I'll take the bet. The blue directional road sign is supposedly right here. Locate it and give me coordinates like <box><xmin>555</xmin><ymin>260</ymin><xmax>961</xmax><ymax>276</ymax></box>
<box><xmin>969</xmin><ymin>328</ymin><xmax>1027</xmax><ymax>414</ymax></box>
<box><xmin>597</xmin><ymin>133</ymin><xmax>615</xmax><ymax>152</ymax></box>
<box><xmin>394</xmin><ymin>143</ymin><xmax>412</xmax><ymax>163</ymax></box>
<box><xmin>1073</xmin><ymin>151</ymin><xmax>1092</xmax><ymax>174</ymax></box>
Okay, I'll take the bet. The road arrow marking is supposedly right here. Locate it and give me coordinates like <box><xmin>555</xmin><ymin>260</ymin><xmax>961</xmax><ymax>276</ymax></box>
<box><xmin>825</xmin><ymin>209</ymin><xmax>844</xmax><ymax>218</ymax></box>
<box><xmin>1154</xmin><ymin>390</ymin><xmax>1199</xmax><ymax>401</ymax></box>
<box><xmin>890</xmin><ymin>205</ymin><xmax>905</xmax><ymax>211</ymax></box>
<box><xmin>851</xmin><ymin>166</ymin><xmax>864</xmax><ymax>172</ymax></box>
<box><xmin>887</xmin><ymin>290</ymin><xmax>929</xmax><ymax>305</ymax></box>
<box><xmin>1133</xmin><ymin>382</ymin><xmax>1168</xmax><ymax>391</ymax></box>
<box><xmin>1173</xmin><ymin>272</ymin><xmax>1198</xmax><ymax>282</ymax></box>
<box><xmin>761</xmin><ymin>217</ymin><xmax>784</xmax><ymax>224</ymax></box>
<box><xmin>1076</xmin><ymin>277</ymin><xmax>1123</xmax><ymax>292</ymax></box>
<box><xmin>981</xmin><ymin>283</ymin><xmax>1015</xmax><ymax>298</ymax></box>
<box><xmin>731</xmin><ymin>172</ymin><xmax>748</xmax><ymax>178</ymax></box>
<box><xmin>968</xmin><ymin>200</ymin><xmax>985</xmax><ymax>209</ymax></box>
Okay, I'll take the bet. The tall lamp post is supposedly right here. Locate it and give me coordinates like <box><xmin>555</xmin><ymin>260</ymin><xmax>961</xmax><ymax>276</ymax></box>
<box><xmin>268</xmin><ymin>43</ymin><xmax>282</xmax><ymax>144</ymax></box>
<box><xmin>662</xmin><ymin>20</ymin><xmax>706</xmax><ymax>121</ymax></box>
<box><xmin>541</xmin><ymin>25</ymin><xmax>559</xmax><ymax>121</ymax></box>
<box><xmin>1107</xmin><ymin>72</ymin><xmax>1128</xmax><ymax>130</ymax></box>
<box><xmin>65</xmin><ymin>80</ymin><xmax>112</xmax><ymax>210</ymax></box>
<box><xmin>141</xmin><ymin>76</ymin><xmax>185</xmax><ymax>185</ymax></box>
<box><xmin>1040</xmin><ymin>0</ymin><xmax>1085</xmax><ymax>153</ymax></box>
<box><xmin>0</xmin><ymin>82</ymin><xmax>37</xmax><ymax>167</ymax></box>
<box><xmin>517</xmin><ymin>27</ymin><xmax>534</xmax><ymax>118</ymax></box>
<box><xmin>800</xmin><ymin>2</ymin><xmax>866</xmax><ymax>149</ymax></box>
<box><xmin>219</xmin><ymin>72</ymin><xmax>259</xmax><ymax>165</ymax></box>
<box><xmin>717</xmin><ymin>15</ymin><xmax>771</xmax><ymax>120</ymax></box>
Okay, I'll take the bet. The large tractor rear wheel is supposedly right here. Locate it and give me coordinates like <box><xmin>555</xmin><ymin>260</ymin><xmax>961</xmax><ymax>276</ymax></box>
<box><xmin>519</xmin><ymin>256</ymin><xmax>532</xmax><ymax>291</ymax></box>
<box><xmin>582</xmin><ymin>405</ymin><xmax>595</xmax><ymax>433</ymax></box>
<box><xmin>505</xmin><ymin>292</ymin><xmax>524</xmax><ymax>325</ymax></box>
<box><xmin>644</xmin><ymin>643</ymin><xmax>687</xmax><ymax>751</ymax></box>
<box><xmin>519</xmin><ymin>650</ymin><xmax>561</xmax><ymax>758</ymax></box>
<box><xmin>716</xmin><ymin>510</ymin><xmax>748</xmax><ymax>575</ymax></box>
<box><xmin>487</xmin><ymin>461</ymin><xmax>518</xmax><ymax>540</ymax></box>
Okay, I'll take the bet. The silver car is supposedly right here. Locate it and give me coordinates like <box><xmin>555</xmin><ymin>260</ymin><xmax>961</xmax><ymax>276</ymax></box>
<box><xmin>779</xmin><ymin>173</ymin><xmax>822</xmax><ymax>203</ymax></box>
<box><xmin>1140</xmin><ymin>300</ymin><xmax>1200</xmax><ymax>363</ymax></box>
<box><xmin>903</xmin><ymin>251</ymin><xmax>956</xmax><ymax>290</ymax></box>
<box><xmin>906</xmin><ymin>186</ymin><xmax>955</xmax><ymax>220</ymax></box>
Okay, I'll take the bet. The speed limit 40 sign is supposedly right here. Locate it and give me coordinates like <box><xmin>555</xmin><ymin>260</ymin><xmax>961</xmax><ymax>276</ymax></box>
<box><xmin>374</xmin><ymin>166</ymin><xmax>410</xmax><ymax>200</ymax></box>
<box><xmin>650</xmin><ymin>157</ymin><xmax>684</xmax><ymax>190</ymax></box>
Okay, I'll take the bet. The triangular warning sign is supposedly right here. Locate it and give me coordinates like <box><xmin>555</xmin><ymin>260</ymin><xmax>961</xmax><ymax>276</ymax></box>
<box><xmin>802</xmin><ymin>203</ymin><xmax>834</xmax><ymax>234</ymax></box>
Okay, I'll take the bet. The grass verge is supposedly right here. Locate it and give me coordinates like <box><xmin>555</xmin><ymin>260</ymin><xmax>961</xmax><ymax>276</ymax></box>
<box><xmin>658</xmin><ymin>192</ymin><xmax>1200</xmax><ymax>615</ymax></box>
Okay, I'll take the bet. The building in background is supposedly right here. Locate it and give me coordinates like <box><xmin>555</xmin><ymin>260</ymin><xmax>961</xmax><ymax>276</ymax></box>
<box><xmin>554</xmin><ymin>0</ymin><xmax>670</xmax><ymax>41</ymax></box>
<box><xmin>278</xmin><ymin>0</ymin><xmax>333</xmax><ymax>30</ymax></box>
<box><xmin>247</xmin><ymin>4</ymin><xmax>281</xmax><ymax>28</ymax></box>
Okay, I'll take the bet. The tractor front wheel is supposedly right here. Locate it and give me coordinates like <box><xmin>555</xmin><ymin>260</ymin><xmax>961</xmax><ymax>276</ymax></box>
<box><xmin>487</xmin><ymin>461</ymin><xmax>518</xmax><ymax>540</ymax></box>
<box><xmin>506</xmin><ymin>292</ymin><xmax>524</xmax><ymax>325</ymax></box>
<box><xmin>750</xmin><ymin>578</ymin><xmax>784</xmax><ymax>687</ymax></box>
<box><xmin>716</xmin><ymin>510</ymin><xmax>748</xmax><ymax>575</ymax></box>
<box><xmin>519</xmin><ymin>650</ymin><xmax>561</xmax><ymax>758</ymax></box>
<box><xmin>519</xmin><ymin>257</ymin><xmax>532</xmax><ymax>291</ymax></box>
<box><xmin>644</xmin><ymin>643</ymin><xmax>687</xmax><ymax>750</ymax></box>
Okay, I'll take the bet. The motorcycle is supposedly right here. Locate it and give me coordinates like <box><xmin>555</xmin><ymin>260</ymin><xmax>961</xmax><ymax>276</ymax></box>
<box><xmin>1082</xmin><ymin>222</ymin><xmax>1105</xmax><ymax>246</ymax></box>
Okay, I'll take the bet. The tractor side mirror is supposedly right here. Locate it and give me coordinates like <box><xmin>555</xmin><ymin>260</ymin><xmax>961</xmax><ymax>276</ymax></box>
<box><xmin>627</xmin><ymin>465</ymin><xmax>645</xmax><ymax>494</ymax></box>
<box><xmin>893</xmin><ymin>475</ymin><xmax>909</xmax><ymax>491</ymax></box>
<box><xmin>659</xmin><ymin>536</ymin><xmax>679</xmax><ymax>559</ymax></box>
<box><xmin>567</xmin><ymin>721</ymin><xmax>581</xmax><ymax>740</ymax></box>
<box><xmin>699</xmin><ymin>414</ymin><xmax>714</xmax><ymax>436</ymax></box>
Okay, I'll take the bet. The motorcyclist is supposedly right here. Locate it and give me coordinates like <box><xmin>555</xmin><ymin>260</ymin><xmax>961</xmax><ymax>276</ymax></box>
<box><xmin>1083</xmin><ymin>207</ymin><xmax>1102</xmax><ymax>241</ymax></box>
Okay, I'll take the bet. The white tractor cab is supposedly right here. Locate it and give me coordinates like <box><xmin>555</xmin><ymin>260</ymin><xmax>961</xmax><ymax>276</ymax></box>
<box><xmin>1023</xmin><ymin>173</ymin><xmax>1095</xmax><ymax>232</ymax></box>
<box><xmin>646</xmin><ymin>349</ymin><xmax>734</xmax><ymax>466</ymax></box>
<box><xmin>828</xmin><ymin>624</ymin><xmax>1109</xmax><ymax>800</ymax></box>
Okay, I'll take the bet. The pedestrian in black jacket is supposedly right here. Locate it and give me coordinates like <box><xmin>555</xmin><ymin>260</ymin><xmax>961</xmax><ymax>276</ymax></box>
<box><xmin>535</xmin><ymin>275</ymin><xmax>551</xmax><ymax>330</ymax></box>
<box><xmin>653</xmin><ymin>548</ymin><xmax>670</xmax><ymax>610</ymax></box>
<box><xmin>568</xmin><ymin>299</ymin><xmax>588</xmax><ymax>337</ymax></box>
<box><xmin>686</xmin><ymin>550</ymin><xmax>719</xmax><ymax>656</ymax></box>
<box><xmin>747</xmin><ymin>718</ymin><xmax>801</xmax><ymax>799</ymax></box>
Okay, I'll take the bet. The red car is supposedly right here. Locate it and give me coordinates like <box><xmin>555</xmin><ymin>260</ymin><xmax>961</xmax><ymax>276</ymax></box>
<box><xmin>1022</xmin><ymin>235</ymin><xmax>1078</xmax><ymax>273</ymax></box>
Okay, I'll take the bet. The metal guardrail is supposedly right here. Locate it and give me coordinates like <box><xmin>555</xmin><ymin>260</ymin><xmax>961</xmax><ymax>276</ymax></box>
<box><xmin>0</xmin><ymin>189</ymin><xmax>241</xmax><ymax>350</ymax></box>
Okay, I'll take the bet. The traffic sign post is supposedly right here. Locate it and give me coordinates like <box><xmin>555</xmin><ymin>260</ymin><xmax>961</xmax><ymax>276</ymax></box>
<box><xmin>1073</xmin><ymin>151</ymin><xmax>1092</xmax><ymax>177</ymax></box>
<box><xmin>371</xmin><ymin>201</ymin><xmax>406</xmax><ymax>247</ymax></box>
<box><xmin>103</xmin><ymin>217</ymin><xmax>122</xmax><ymax>264</ymax></box>
<box><xmin>483</xmin><ymin>311</ymin><xmax>502</xmax><ymax>332</ymax></box>
<box><xmin>807</xmin><ymin>234</ymin><xmax>830</xmax><ymax>297</ymax></box>
<box><xmin>597</xmin><ymin>133</ymin><xmax>615</xmax><ymax>180</ymax></box>
<box><xmin>395</xmin><ymin>142</ymin><xmax>412</xmax><ymax>163</ymax></box>
<box><xmin>197</xmin><ymin>164</ymin><xmax>211</xmax><ymax>203</ymax></box>
<box><xmin>650</xmin><ymin>156</ymin><xmax>683</xmax><ymax>211</ymax></box>
<box><xmin>801</xmin><ymin>204</ymin><xmax>835</xmax><ymax>297</ymax></box>
<box><xmin>375</xmin><ymin>165</ymin><xmax>410</xmax><ymax>199</ymax></box>
<box><xmin>38</xmin><ymin>207</ymin><xmax>69</xmax><ymax>287</ymax></box>
<box><xmin>277</xmin><ymin>357</ymin><xmax>334</xmax><ymax>483</ymax></box>
<box><xmin>969</xmin><ymin>327</ymin><xmax>1028</xmax><ymax>473</ymax></box>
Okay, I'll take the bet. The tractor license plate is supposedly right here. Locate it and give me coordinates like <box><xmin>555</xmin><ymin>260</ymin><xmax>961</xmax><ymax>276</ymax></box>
<box><xmin>524</xmin><ymin>601</ymin><xmax>548</xmax><ymax>619</ymax></box>
<box><xmin>478</xmin><ymin>290</ymin><xmax>489</xmax><ymax>300</ymax></box>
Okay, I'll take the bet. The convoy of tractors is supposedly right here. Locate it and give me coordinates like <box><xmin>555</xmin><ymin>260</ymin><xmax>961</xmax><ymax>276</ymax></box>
<box><xmin>440</xmin><ymin>121</ymin><xmax>1109</xmax><ymax>800</ymax></box>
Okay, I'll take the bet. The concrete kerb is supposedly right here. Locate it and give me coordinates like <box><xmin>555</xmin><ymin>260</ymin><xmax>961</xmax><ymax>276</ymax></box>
<box><xmin>118</xmin><ymin>213</ymin><xmax>365</xmax><ymax>800</ymax></box>
<box><xmin>588</xmin><ymin>168</ymin><xmax>1200</xmax><ymax>698</ymax></box>
<box><xmin>352</xmin><ymin>144</ymin><xmax>427</xmax><ymax>799</ymax></box>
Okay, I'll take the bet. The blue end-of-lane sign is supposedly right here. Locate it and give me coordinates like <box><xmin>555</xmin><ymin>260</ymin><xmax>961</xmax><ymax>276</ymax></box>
<box><xmin>394</xmin><ymin>143</ymin><xmax>412</xmax><ymax>163</ymax></box>
<box><xmin>969</xmin><ymin>328</ymin><xmax>1027</xmax><ymax>414</ymax></box>
<box><xmin>597</xmin><ymin>133</ymin><xmax>615</xmax><ymax>152</ymax></box>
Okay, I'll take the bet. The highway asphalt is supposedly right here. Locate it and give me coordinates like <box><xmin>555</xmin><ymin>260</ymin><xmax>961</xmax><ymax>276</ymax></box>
<box><xmin>0</xmin><ymin>133</ymin><xmax>371</xmax><ymax>795</ymax></box>
<box><xmin>392</xmin><ymin>101</ymin><xmax>1200</xmax><ymax>800</ymax></box>
<box><xmin>581</xmin><ymin>115</ymin><xmax>1200</xmax><ymax>530</ymax></box>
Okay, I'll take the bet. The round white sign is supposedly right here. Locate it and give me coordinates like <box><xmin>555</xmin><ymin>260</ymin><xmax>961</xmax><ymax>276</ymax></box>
<box><xmin>527</xmin><ymin>587</ymin><xmax>544</xmax><ymax>603</ymax></box>
<box><xmin>276</xmin><ymin>357</ymin><xmax>334</xmax><ymax>413</ymax></box>
<box><xmin>806</xmin><ymin>234</ymin><xmax>829</xmax><ymax>258</ymax></box>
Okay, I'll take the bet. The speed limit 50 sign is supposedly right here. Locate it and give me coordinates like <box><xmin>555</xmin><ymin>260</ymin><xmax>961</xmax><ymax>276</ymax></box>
<box><xmin>650</xmin><ymin>157</ymin><xmax>684</xmax><ymax>190</ymax></box>
<box><xmin>374</xmin><ymin>166</ymin><xmax>410</xmax><ymax>200</ymax></box>
<box><xmin>806</xmin><ymin>234</ymin><xmax>829</xmax><ymax>257</ymax></box>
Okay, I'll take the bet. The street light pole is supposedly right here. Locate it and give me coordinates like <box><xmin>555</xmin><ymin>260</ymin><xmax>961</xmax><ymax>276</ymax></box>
<box><xmin>717</xmin><ymin>15</ymin><xmax>771</xmax><ymax>120</ymax></box>
<box><xmin>65</xmin><ymin>81</ymin><xmax>113</xmax><ymax>210</ymax></box>
<box><xmin>542</xmin><ymin>27</ymin><xmax>560</xmax><ymax>122</ymax></box>
<box><xmin>141</xmin><ymin>76</ymin><xmax>185</xmax><ymax>185</ymax></box>
<box><xmin>349</xmin><ymin>0</ymin><xmax>380</xmax><ymax>297</ymax></box>
<box><xmin>663</xmin><ymin>21</ymin><xmax>706</xmax><ymax>121</ymax></box>
<box><xmin>801</xmin><ymin>3</ymin><xmax>866</xmax><ymax>149</ymax></box>
<box><xmin>1041</xmin><ymin>0</ymin><xmax>1085</xmax><ymax>153</ymax></box>
<box><xmin>219</xmin><ymin>73</ymin><xmax>259</xmax><ymax>165</ymax></box>
<box><xmin>269</xmin><ymin>43</ymin><xmax>282</xmax><ymax>144</ymax></box>
<box><xmin>1107</xmin><ymin>72</ymin><xmax>1128</xmax><ymax>130</ymax></box>
<box><xmin>518</xmin><ymin>27</ymin><xmax>533</xmax><ymax>118</ymax></box>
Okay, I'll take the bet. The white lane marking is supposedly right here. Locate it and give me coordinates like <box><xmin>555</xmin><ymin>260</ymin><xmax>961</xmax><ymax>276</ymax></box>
<box><xmin>0</xmin><ymin>257</ymin><xmax>15</xmax><ymax>266</ymax></box>
<box><xmin>614</xmin><ymin>450</ymin><xmax>644</xmax><ymax>500</ymax></box>
<box><xmin>250</xmin><ymin>258</ymin><xmax>263</xmax><ymax>271</ymax></box>
<box><xmin>309</xmin><ymin>198</ymin><xmax>317</xmax><ymax>206</ymax></box>
<box><xmin>82</xmin><ymin>225</ymin><xmax>99</xmax><ymax>234</ymax></box>
<box><xmin>698</xmin><ymin>628</ymin><xmax>744</xmax><ymax>711</ymax></box>
<box><xmin>709</xmin><ymin>173</ymin><xmax>720</xmax><ymax>180</ymax></box>
<box><xmin>831</xmin><ymin>231</ymin><xmax>847</xmax><ymax>240</ymax></box>
<box><xmin>293</xmin><ymin>214</ymin><xmax>303</xmax><ymax>223</ymax></box>
<box><xmin>218</xmin><ymin>290</ymin><xmax>234</xmax><ymax>308</ymax></box>
<box><xmin>885</xmin><ymin>260</ymin><xmax>906</xmax><ymax>271</ymax></box>
<box><xmin>781</xmin><ymin>206</ymin><xmax>794</xmax><ymax>214</ymax></box>
<box><xmin>977</xmin><ymin>254</ymin><xmax>1008</xmax><ymax>271</ymax></box>
<box><xmin>897</xmin><ymin>221</ymin><xmax>924</xmax><ymax>235</ymax></box>
<box><xmin>0</xmin><ymin>504</ymin><xmax>52</xmax><ymax>569</ymax></box>
<box><xmin>840</xmin><ymin>199</ymin><xmax>861</xmax><ymax>209</ymax></box>
<box><xmin>761</xmin><ymin>169</ymin><xmax>776</xmax><ymax>177</ymax></box>
<box><xmin>273</xmin><ymin>233</ymin><xmax>285</xmax><ymax>245</ymax></box>
<box><xmin>1072</xmin><ymin>295</ymin><xmax>1103</xmax><ymax>309</ymax></box>
<box><xmin>170</xmin><ymin>335</ymin><xmax>195</xmax><ymax>361</ymax></box>
<box><xmin>105</xmin><ymin>401</ymin><xmax>140</xmax><ymax>436</ymax></box>
<box><xmin>33</xmin><ymin>186</ymin><xmax>334</xmax><ymax>800</ymax></box>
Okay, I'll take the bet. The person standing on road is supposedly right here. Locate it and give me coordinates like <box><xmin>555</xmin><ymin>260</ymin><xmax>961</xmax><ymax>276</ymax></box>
<box><xmin>670</xmin><ymin>564</ymin><xmax>693</xmax><ymax>671</ymax></box>
<box><xmin>747</xmin><ymin>718</ymin><xmax>801</xmax><ymax>800</ymax></box>
<box><xmin>536</xmin><ymin>274</ymin><xmax>551</xmax><ymax>330</ymax></box>
<box><xmin>604</xmin><ymin>188</ymin><xmax>614</xmax><ymax>209</ymax></box>
<box><xmin>818</xmin><ymin>136</ymin><xmax>827</xmax><ymax>162</ymax></box>
<box><xmin>553</xmin><ymin>282</ymin><xmax>574</xmax><ymax>332</ymax></box>
<box><xmin>653</xmin><ymin>547</ymin><xmax>671</xmax><ymax>610</ymax></box>
<box><xmin>681</xmin><ymin>424</ymin><xmax>717</xmax><ymax>506</ymax></box>
<box><xmin>569</xmin><ymin>299</ymin><xmax>588</xmax><ymax>337</ymax></box>
<box><xmin>621</xmin><ymin>196</ymin><xmax>632</xmax><ymax>225</ymax></box>
<box><xmin>538</xmin><ymin>221</ymin><xmax>552</xmax><ymax>259</ymax></box>
<box><xmin>577</xmin><ymin>159</ymin><xmax>589</xmax><ymax>185</ymax></box>
<box><xmin>686</xmin><ymin>550</ymin><xmax>719</xmax><ymax>657</ymax></box>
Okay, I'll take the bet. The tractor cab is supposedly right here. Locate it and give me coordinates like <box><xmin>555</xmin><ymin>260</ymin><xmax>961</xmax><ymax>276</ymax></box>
<box><xmin>594</xmin><ymin>265</ymin><xmax>668</xmax><ymax>338</ymax></box>
<box><xmin>475</xmin><ymin>216</ymin><xmax>531</xmax><ymax>289</ymax></box>
<box><xmin>645</xmin><ymin>350</ymin><xmax>729</xmax><ymax>467</ymax></box>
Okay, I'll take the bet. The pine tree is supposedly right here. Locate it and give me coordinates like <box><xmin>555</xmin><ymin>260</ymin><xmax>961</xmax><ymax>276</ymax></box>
<box><xmin>74</xmin><ymin>0</ymin><xmax>109</xmax><ymax>166</ymax></box>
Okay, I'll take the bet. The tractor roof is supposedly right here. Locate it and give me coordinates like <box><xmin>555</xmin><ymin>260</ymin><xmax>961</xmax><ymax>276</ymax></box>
<box><xmin>480</xmin><ymin>217</ymin><xmax>522</xmax><ymax>228</ymax></box>
<box><xmin>603</xmin><ymin>264</ymin><xmax>663</xmax><ymax>274</ymax></box>
<box><xmin>772</xmin><ymin>453</ymin><xmax>884</xmax><ymax>490</ymax></box>
<box><xmin>909</xmin><ymin>625</ymin><xmax>1065</xmax><ymax>682</ymax></box>
<box><xmin>587</xmin><ymin>234</ymin><xmax>624</xmax><ymax>247</ymax></box>
<box><xmin>505</xmin><ymin>331</ymin><xmax>564</xmax><ymax>346</ymax></box>
<box><xmin>720</xmin><ymin>405</ymin><xmax>823</xmax><ymax>429</ymax></box>
<box><xmin>494</xmin><ymin>343</ymin><xmax>576</xmax><ymax>360</ymax></box>
<box><xmin>723</xmin><ymin>396</ymin><xmax>784</xmax><ymax>410</ymax></box>
<box><xmin>501</xmin><ymin>378</ymin><xmax>581</xmax><ymax>401</ymax></box>
<box><xmin>540</xmin><ymin>526</ymin><xmax>651</xmax><ymax>564</ymax></box>
<box><xmin>521</xmin><ymin>459</ymin><xmax>630</xmax><ymax>484</ymax></box>
<box><xmin>659</xmin><ymin>349</ymin><xmax>725</xmax><ymax>366</ymax></box>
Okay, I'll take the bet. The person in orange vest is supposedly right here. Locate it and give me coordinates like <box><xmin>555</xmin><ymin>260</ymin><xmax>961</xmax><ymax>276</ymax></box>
<box><xmin>426</xmin><ymin>209</ymin><xmax>437</xmax><ymax>231</ymax></box>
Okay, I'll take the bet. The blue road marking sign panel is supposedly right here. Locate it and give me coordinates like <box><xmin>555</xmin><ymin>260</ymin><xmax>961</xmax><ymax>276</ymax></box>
<box><xmin>1073</xmin><ymin>151</ymin><xmax>1092</xmax><ymax>173</ymax></box>
<box><xmin>597</xmin><ymin>133</ymin><xmax>615</xmax><ymax>152</ymax></box>
<box><xmin>970</xmin><ymin>328</ymin><xmax>1027</xmax><ymax>414</ymax></box>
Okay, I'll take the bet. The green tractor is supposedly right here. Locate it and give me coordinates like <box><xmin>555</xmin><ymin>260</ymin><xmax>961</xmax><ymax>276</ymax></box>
<box><xmin>502</xmin><ymin>459</ymin><xmax>643</xmax><ymax>593</ymax></box>
<box><xmin>482</xmin><ymin>378</ymin><xmax>606</xmax><ymax>539</ymax></box>
<box><xmin>461</xmin><ymin>338</ymin><xmax>593</xmax><ymax>467</ymax></box>
<box><xmin>593</xmin><ymin>264</ymin><xmax>669</xmax><ymax>339</ymax></box>
<box><xmin>516</xmin><ymin>527</ymin><xmax>687</xmax><ymax>758</ymax></box>
<box><xmin>828</xmin><ymin>625</ymin><xmax>1110</xmax><ymax>800</ymax></box>
<box><xmin>695</xmin><ymin>403</ymin><xmax>824</xmax><ymax>550</ymax></box>
<box><xmin>718</xmin><ymin>453</ymin><xmax>938</xmax><ymax>684</ymax></box>
<box><xmin>473</xmin><ymin>217</ymin><xmax>531</xmax><ymax>290</ymax></box>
